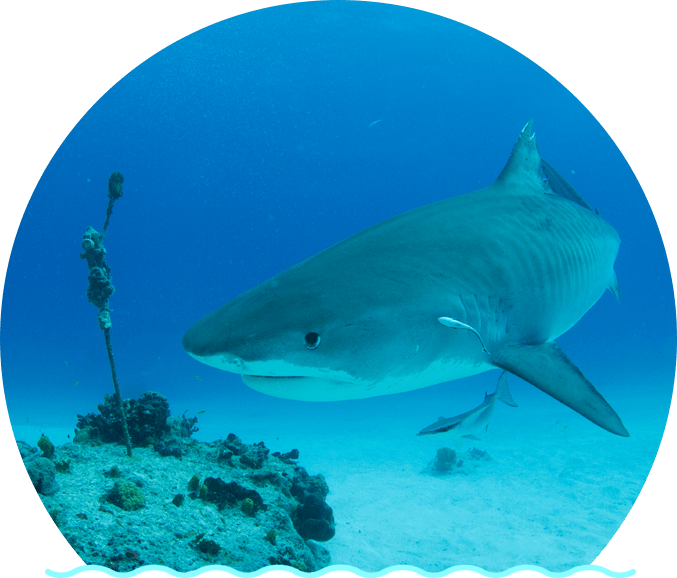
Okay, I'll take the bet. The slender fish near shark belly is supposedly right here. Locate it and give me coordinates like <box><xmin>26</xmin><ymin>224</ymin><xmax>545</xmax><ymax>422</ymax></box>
<box><xmin>417</xmin><ymin>371</ymin><xmax>517</xmax><ymax>440</ymax></box>
<box><xmin>183</xmin><ymin>120</ymin><xmax>628</xmax><ymax>437</ymax></box>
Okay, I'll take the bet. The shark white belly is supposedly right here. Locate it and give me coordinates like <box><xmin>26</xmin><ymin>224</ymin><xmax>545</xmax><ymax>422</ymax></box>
<box><xmin>183</xmin><ymin>121</ymin><xmax>628</xmax><ymax>437</ymax></box>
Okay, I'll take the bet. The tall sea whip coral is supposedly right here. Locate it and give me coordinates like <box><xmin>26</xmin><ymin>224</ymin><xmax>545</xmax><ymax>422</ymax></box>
<box><xmin>79</xmin><ymin>171</ymin><xmax>133</xmax><ymax>457</ymax></box>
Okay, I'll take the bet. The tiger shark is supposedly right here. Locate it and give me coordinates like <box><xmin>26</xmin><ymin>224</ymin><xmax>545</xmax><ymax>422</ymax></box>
<box><xmin>183</xmin><ymin>121</ymin><xmax>629</xmax><ymax>437</ymax></box>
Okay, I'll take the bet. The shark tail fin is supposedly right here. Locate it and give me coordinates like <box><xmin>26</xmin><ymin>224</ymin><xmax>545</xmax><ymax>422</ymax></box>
<box><xmin>496</xmin><ymin>371</ymin><xmax>518</xmax><ymax>407</ymax></box>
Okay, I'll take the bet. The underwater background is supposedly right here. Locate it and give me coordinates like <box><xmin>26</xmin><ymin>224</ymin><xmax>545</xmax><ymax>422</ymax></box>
<box><xmin>1</xmin><ymin>1</ymin><xmax>675</xmax><ymax>574</ymax></box>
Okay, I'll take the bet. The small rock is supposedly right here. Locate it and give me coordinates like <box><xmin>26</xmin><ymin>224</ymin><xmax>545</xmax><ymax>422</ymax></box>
<box><xmin>434</xmin><ymin>447</ymin><xmax>457</xmax><ymax>473</ymax></box>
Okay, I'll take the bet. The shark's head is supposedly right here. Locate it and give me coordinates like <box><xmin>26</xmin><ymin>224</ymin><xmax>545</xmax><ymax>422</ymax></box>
<box><xmin>182</xmin><ymin>252</ymin><xmax>491</xmax><ymax>401</ymax></box>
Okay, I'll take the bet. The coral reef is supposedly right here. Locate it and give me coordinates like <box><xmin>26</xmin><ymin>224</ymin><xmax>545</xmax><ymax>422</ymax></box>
<box><xmin>106</xmin><ymin>480</ymin><xmax>145</xmax><ymax>511</ymax></box>
<box><xmin>19</xmin><ymin>392</ymin><xmax>334</xmax><ymax>572</ymax></box>
<box><xmin>201</xmin><ymin>477</ymin><xmax>265</xmax><ymax>513</ymax></box>
<box><xmin>25</xmin><ymin>457</ymin><xmax>59</xmax><ymax>496</ymax></box>
<box><xmin>37</xmin><ymin>435</ymin><xmax>55</xmax><ymax>459</ymax></box>
<box><xmin>241</xmin><ymin>497</ymin><xmax>255</xmax><ymax>516</ymax></box>
<box><xmin>76</xmin><ymin>391</ymin><xmax>174</xmax><ymax>447</ymax></box>
<box><xmin>169</xmin><ymin>414</ymin><xmax>199</xmax><ymax>438</ymax></box>
<box><xmin>188</xmin><ymin>475</ymin><xmax>200</xmax><ymax>492</ymax></box>
<box><xmin>292</xmin><ymin>493</ymin><xmax>336</xmax><ymax>541</ymax></box>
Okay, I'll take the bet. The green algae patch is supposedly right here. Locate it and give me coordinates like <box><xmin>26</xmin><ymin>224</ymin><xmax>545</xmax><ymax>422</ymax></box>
<box><xmin>106</xmin><ymin>480</ymin><xmax>145</xmax><ymax>511</ymax></box>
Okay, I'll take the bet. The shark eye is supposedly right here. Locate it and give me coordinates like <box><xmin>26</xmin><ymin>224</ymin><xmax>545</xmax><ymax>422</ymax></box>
<box><xmin>304</xmin><ymin>332</ymin><xmax>321</xmax><ymax>350</ymax></box>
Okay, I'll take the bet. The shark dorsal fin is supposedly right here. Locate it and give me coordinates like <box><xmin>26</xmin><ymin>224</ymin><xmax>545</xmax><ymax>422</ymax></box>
<box><xmin>497</xmin><ymin>120</ymin><xmax>592</xmax><ymax>211</ymax></box>
<box><xmin>496</xmin><ymin>119</ymin><xmax>544</xmax><ymax>190</ymax></box>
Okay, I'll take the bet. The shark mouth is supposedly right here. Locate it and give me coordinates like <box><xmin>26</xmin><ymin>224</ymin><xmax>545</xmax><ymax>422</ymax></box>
<box><xmin>240</xmin><ymin>374</ymin><xmax>366</xmax><ymax>402</ymax></box>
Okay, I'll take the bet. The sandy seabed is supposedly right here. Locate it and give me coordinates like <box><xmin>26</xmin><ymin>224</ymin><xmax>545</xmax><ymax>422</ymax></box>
<box><xmin>12</xmin><ymin>379</ymin><xmax>663</xmax><ymax>573</ymax></box>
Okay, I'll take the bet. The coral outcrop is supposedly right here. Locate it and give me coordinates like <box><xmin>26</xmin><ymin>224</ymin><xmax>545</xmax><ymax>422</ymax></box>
<box><xmin>18</xmin><ymin>392</ymin><xmax>334</xmax><ymax>573</ymax></box>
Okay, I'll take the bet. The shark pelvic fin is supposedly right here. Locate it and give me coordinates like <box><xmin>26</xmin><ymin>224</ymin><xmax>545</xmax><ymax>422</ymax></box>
<box><xmin>491</xmin><ymin>342</ymin><xmax>629</xmax><ymax>437</ymax></box>
<box><xmin>609</xmin><ymin>270</ymin><xmax>621</xmax><ymax>302</ymax></box>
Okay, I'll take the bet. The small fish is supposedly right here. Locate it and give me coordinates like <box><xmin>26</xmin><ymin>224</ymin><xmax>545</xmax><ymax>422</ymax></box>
<box><xmin>25</xmin><ymin>417</ymin><xmax>29</xmax><ymax>423</ymax></box>
<box><xmin>182</xmin><ymin>409</ymin><xmax>189</xmax><ymax>417</ymax></box>
<box><xmin>193</xmin><ymin>376</ymin><xmax>203</xmax><ymax>381</ymax></box>
<box><xmin>197</xmin><ymin>410</ymin><xmax>206</xmax><ymax>415</ymax></box>
<box><xmin>417</xmin><ymin>371</ymin><xmax>517</xmax><ymax>440</ymax></box>
<box><xmin>438</xmin><ymin>317</ymin><xmax>490</xmax><ymax>354</ymax></box>
<box><xmin>71</xmin><ymin>381</ymin><xmax>79</xmax><ymax>389</ymax></box>
<box><xmin>368</xmin><ymin>119</ymin><xmax>382</xmax><ymax>128</ymax></box>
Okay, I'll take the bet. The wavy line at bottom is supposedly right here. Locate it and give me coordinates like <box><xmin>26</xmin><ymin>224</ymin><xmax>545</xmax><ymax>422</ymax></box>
<box><xmin>44</xmin><ymin>563</ymin><xmax>636</xmax><ymax>578</ymax></box>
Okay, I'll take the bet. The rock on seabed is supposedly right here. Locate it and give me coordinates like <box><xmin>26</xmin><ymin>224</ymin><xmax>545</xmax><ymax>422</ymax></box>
<box><xmin>22</xmin><ymin>433</ymin><xmax>334</xmax><ymax>572</ymax></box>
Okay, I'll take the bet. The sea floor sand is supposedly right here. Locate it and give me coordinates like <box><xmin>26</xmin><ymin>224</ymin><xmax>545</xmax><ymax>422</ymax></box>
<box><xmin>185</xmin><ymin>385</ymin><xmax>661</xmax><ymax>572</ymax></box>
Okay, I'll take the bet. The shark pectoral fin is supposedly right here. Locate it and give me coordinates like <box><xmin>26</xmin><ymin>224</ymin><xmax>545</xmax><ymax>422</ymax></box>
<box><xmin>491</xmin><ymin>342</ymin><xmax>629</xmax><ymax>437</ymax></box>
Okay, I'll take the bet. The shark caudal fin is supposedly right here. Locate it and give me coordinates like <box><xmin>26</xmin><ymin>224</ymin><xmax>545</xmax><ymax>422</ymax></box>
<box><xmin>492</xmin><ymin>342</ymin><xmax>629</xmax><ymax>437</ymax></box>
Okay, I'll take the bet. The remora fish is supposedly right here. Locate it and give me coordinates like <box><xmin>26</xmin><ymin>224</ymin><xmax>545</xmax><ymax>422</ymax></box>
<box><xmin>183</xmin><ymin>121</ymin><xmax>628</xmax><ymax>437</ymax></box>
<box><xmin>417</xmin><ymin>371</ymin><xmax>517</xmax><ymax>439</ymax></box>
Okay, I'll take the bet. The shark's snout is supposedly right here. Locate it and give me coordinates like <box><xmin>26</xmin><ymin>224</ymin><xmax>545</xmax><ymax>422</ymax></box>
<box><xmin>182</xmin><ymin>314</ymin><xmax>246</xmax><ymax>372</ymax></box>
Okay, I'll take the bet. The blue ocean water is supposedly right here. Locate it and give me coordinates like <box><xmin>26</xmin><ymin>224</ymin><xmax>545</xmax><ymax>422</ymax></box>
<box><xmin>2</xmin><ymin>1</ymin><xmax>674</xmax><ymax>572</ymax></box>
